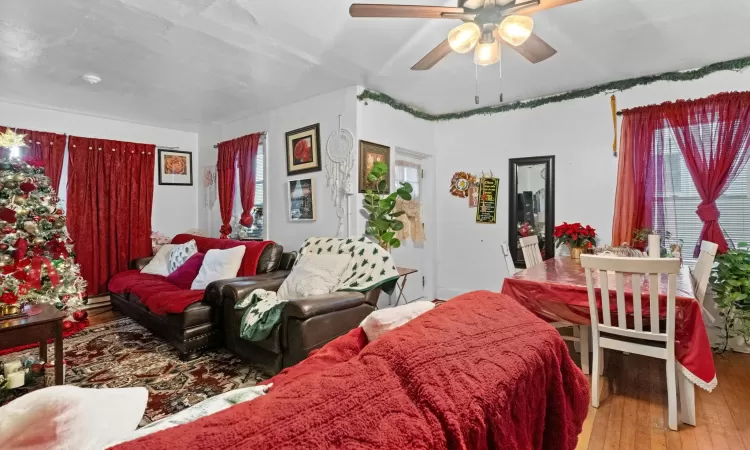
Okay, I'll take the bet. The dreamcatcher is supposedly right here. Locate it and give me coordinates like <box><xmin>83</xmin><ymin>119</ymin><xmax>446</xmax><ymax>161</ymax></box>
<box><xmin>203</xmin><ymin>166</ymin><xmax>217</xmax><ymax>210</ymax></box>
<box><xmin>325</xmin><ymin>115</ymin><xmax>354</xmax><ymax>237</ymax></box>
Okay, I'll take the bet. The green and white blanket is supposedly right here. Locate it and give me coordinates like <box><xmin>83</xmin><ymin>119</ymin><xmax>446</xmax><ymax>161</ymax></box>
<box><xmin>236</xmin><ymin>237</ymin><xmax>400</xmax><ymax>341</ymax></box>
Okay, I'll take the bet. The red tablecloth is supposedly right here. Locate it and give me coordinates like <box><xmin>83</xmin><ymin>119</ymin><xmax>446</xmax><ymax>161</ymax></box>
<box><xmin>501</xmin><ymin>257</ymin><xmax>717</xmax><ymax>391</ymax></box>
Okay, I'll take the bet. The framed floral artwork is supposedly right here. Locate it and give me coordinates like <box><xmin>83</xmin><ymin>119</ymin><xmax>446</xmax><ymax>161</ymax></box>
<box><xmin>158</xmin><ymin>149</ymin><xmax>193</xmax><ymax>186</ymax></box>
<box><xmin>358</xmin><ymin>140</ymin><xmax>390</xmax><ymax>193</ymax></box>
<box><xmin>288</xmin><ymin>178</ymin><xmax>316</xmax><ymax>221</ymax></box>
<box><xmin>285</xmin><ymin>123</ymin><xmax>321</xmax><ymax>176</ymax></box>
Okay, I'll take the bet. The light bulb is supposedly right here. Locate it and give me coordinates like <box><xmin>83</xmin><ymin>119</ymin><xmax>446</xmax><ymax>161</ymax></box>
<box><xmin>474</xmin><ymin>41</ymin><xmax>501</xmax><ymax>66</ymax></box>
<box><xmin>9</xmin><ymin>146</ymin><xmax>20</xmax><ymax>159</ymax></box>
<box><xmin>497</xmin><ymin>15</ymin><xmax>534</xmax><ymax>46</ymax></box>
<box><xmin>448</xmin><ymin>22</ymin><xmax>481</xmax><ymax>53</ymax></box>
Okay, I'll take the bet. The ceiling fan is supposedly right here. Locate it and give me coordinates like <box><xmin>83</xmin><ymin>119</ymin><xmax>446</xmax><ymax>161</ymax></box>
<box><xmin>350</xmin><ymin>0</ymin><xmax>580</xmax><ymax>70</ymax></box>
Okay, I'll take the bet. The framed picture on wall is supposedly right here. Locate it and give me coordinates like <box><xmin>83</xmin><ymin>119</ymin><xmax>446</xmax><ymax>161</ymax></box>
<box><xmin>358</xmin><ymin>140</ymin><xmax>390</xmax><ymax>193</ymax></box>
<box><xmin>288</xmin><ymin>178</ymin><xmax>316</xmax><ymax>221</ymax></box>
<box><xmin>285</xmin><ymin>123</ymin><xmax>322</xmax><ymax>176</ymax></box>
<box><xmin>158</xmin><ymin>149</ymin><xmax>193</xmax><ymax>186</ymax></box>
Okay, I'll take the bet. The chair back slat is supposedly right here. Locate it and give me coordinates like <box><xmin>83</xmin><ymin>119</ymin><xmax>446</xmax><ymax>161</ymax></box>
<box><xmin>519</xmin><ymin>235</ymin><xmax>543</xmax><ymax>268</ymax></box>
<box><xmin>600</xmin><ymin>270</ymin><xmax>611</xmax><ymax>327</ymax></box>
<box><xmin>615</xmin><ymin>272</ymin><xmax>626</xmax><ymax>328</ymax></box>
<box><xmin>692</xmin><ymin>240</ymin><xmax>718</xmax><ymax>306</ymax></box>
<box><xmin>632</xmin><ymin>275</ymin><xmax>643</xmax><ymax>332</ymax></box>
<box><xmin>501</xmin><ymin>242</ymin><xmax>517</xmax><ymax>277</ymax></box>
<box><xmin>581</xmin><ymin>255</ymin><xmax>680</xmax><ymax>342</ymax></box>
<box><xmin>649</xmin><ymin>273</ymin><xmax>659</xmax><ymax>333</ymax></box>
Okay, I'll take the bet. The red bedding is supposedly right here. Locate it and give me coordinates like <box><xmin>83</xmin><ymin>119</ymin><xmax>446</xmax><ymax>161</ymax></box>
<box><xmin>112</xmin><ymin>291</ymin><xmax>589</xmax><ymax>450</ymax></box>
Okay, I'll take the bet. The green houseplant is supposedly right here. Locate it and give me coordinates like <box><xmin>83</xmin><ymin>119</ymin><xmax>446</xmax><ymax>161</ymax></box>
<box><xmin>362</xmin><ymin>161</ymin><xmax>413</xmax><ymax>250</ymax></box>
<box><xmin>710</xmin><ymin>243</ymin><xmax>750</xmax><ymax>353</ymax></box>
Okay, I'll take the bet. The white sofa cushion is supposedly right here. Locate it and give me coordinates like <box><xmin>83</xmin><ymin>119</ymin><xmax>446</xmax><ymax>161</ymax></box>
<box><xmin>191</xmin><ymin>246</ymin><xmax>247</xmax><ymax>290</ymax></box>
<box><xmin>140</xmin><ymin>244</ymin><xmax>176</xmax><ymax>277</ymax></box>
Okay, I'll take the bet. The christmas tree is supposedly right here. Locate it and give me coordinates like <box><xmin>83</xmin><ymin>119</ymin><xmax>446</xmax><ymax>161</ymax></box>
<box><xmin>0</xmin><ymin>137</ymin><xmax>87</xmax><ymax>321</ymax></box>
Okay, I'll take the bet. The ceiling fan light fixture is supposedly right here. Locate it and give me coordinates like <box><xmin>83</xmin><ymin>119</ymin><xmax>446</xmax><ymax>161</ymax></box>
<box><xmin>474</xmin><ymin>40</ymin><xmax>501</xmax><ymax>66</ymax></box>
<box><xmin>448</xmin><ymin>22</ymin><xmax>481</xmax><ymax>53</ymax></box>
<box><xmin>497</xmin><ymin>15</ymin><xmax>534</xmax><ymax>46</ymax></box>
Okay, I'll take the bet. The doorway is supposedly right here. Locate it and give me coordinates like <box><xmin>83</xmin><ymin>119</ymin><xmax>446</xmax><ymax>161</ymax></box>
<box><xmin>390</xmin><ymin>148</ymin><xmax>436</xmax><ymax>303</ymax></box>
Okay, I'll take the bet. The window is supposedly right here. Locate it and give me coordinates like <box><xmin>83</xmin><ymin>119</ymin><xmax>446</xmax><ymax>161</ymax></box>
<box><xmin>655</xmin><ymin>127</ymin><xmax>750</xmax><ymax>263</ymax></box>
<box><xmin>233</xmin><ymin>138</ymin><xmax>265</xmax><ymax>239</ymax></box>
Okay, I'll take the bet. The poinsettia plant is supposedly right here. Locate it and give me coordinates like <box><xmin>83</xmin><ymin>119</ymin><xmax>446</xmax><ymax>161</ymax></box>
<box><xmin>553</xmin><ymin>222</ymin><xmax>597</xmax><ymax>249</ymax></box>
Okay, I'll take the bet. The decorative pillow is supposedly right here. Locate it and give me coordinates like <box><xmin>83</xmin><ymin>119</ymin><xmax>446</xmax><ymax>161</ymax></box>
<box><xmin>140</xmin><ymin>244</ymin><xmax>176</xmax><ymax>277</ymax></box>
<box><xmin>0</xmin><ymin>385</ymin><xmax>147</xmax><ymax>450</ymax></box>
<box><xmin>168</xmin><ymin>240</ymin><xmax>198</xmax><ymax>274</ymax></box>
<box><xmin>191</xmin><ymin>246</ymin><xmax>247</xmax><ymax>290</ymax></box>
<box><xmin>360</xmin><ymin>301</ymin><xmax>435</xmax><ymax>342</ymax></box>
<box><xmin>277</xmin><ymin>254</ymin><xmax>350</xmax><ymax>299</ymax></box>
<box><xmin>166</xmin><ymin>253</ymin><xmax>205</xmax><ymax>290</ymax></box>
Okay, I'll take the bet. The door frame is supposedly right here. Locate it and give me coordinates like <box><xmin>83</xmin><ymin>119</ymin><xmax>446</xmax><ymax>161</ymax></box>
<box><xmin>393</xmin><ymin>147</ymin><xmax>436</xmax><ymax>302</ymax></box>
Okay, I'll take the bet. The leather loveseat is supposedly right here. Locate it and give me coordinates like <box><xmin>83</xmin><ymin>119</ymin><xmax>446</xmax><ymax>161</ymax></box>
<box><xmin>109</xmin><ymin>234</ymin><xmax>295</xmax><ymax>360</ymax></box>
<box><xmin>217</xmin><ymin>278</ymin><xmax>381</xmax><ymax>375</ymax></box>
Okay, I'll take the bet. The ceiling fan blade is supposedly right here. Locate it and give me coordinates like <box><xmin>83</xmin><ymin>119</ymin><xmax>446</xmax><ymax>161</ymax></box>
<box><xmin>506</xmin><ymin>32</ymin><xmax>557</xmax><ymax>63</ymax></box>
<box><xmin>350</xmin><ymin>4</ymin><xmax>464</xmax><ymax>18</ymax></box>
<box><xmin>440</xmin><ymin>12</ymin><xmax>477</xmax><ymax>20</ymax></box>
<box><xmin>412</xmin><ymin>39</ymin><xmax>453</xmax><ymax>70</ymax></box>
<box><xmin>513</xmin><ymin>0</ymin><xmax>581</xmax><ymax>16</ymax></box>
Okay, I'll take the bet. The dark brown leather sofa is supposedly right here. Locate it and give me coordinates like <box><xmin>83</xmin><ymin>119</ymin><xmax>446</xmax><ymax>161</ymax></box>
<box><xmin>218</xmin><ymin>278</ymin><xmax>381</xmax><ymax>375</ymax></box>
<box><xmin>110</xmin><ymin>244</ymin><xmax>295</xmax><ymax>360</ymax></box>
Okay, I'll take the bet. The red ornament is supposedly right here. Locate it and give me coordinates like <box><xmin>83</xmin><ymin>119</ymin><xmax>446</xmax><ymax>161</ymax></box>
<box><xmin>62</xmin><ymin>320</ymin><xmax>74</xmax><ymax>332</ymax></box>
<box><xmin>73</xmin><ymin>310</ymin><xmax>88</xmax><ymax>322</ymax></box>
<box><xmin>55</xmin><ymin>209</ymin><xmax>63</xmax><ymax>215</ymax></box>
<box><xmin>32</xmin><ymin>215</ymin><xmax>42</xmax><ymax>222</ymax></box>
<box><xmin>2</xmin><ymin>226</ymin><xmax>14</xmax><ymax>235</ymax></box>
<box><xmin>16</xmin><ymin>284</ymin><xmax>28</xmax><ymax>295</ymax></box>
<box><xmin>47</xmin><ymin>217</ymin><xmax>56</xmax><ymax>223</ymax></box>
<box><xmin>0</xmin><ymin>243</ymin><xmax>8</xmax><ymax>252</ymax></box>
<box><xmin>0</xmin><ymin>208</ymin><xmax>17</xmax><ymax>224</ymax></box>
<box><xmin>19</xmin><ymin>182</ymin><xmax>36</xmax><ymax>193</ymax></box>
<box><xmin>0</xmin><ymin>291</ymin><xmax>18</xmax><ymax>305</ymax></box>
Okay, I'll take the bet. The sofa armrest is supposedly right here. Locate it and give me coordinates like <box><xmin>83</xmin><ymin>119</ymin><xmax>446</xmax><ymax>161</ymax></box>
<box><xmin>130</xmin><ymin>257</ymin><xmax>153</xmax><ymax>270</ymax></box>
<box><xmin>210</xmin><ymin>275</ymin><xmax>289</xmax><ymax>309</ymax></box>
<box><xmin>284</xmin><ymin>292</ymin><xmax>367</xmax><ymax>320</ymax></box>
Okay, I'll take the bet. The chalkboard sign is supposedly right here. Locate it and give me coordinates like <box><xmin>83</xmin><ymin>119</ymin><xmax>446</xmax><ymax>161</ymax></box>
<box><xmin>476</xmin><ymin>177</ymin><xmax>499</xmax><ymax>224</ymax></box>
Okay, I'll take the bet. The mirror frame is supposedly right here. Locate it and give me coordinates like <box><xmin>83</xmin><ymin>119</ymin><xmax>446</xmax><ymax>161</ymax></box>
<box><xmin>508</xmin><ymin>155</ymin><xmax>555</xmax><ymax>267</ymax></box>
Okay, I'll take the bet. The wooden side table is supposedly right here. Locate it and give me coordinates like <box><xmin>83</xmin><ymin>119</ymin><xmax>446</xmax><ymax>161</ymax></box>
<box><xmin>0</xmin><ymin>304</ymin><xmax>67</xmax><ymax>385</ymax></box>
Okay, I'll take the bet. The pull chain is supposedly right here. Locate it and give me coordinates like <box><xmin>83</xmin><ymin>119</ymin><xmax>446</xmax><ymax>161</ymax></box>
<box><xmin>498</xmin><ymin>52</ymin><xmax>503</xmax><ymax>103</ymax></box>
<box><xmin>475</xmin><ymin>63</ymin><xmax>479</xmax><ymax>105</ymax></box>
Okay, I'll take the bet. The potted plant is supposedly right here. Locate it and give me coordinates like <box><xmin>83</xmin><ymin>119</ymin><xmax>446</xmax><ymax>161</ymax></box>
<box><xmin>631</xmin><ymin>228</ymin><xmax>652</xmax><ymax>252</ymax></box>
<box><xmin>553</xmin><ymin>222</ymin><xmax>597</xmax><ymax>260</ymax></box>
<box><xmin>362</xmin><ymin>161</ymin><xmax>413</xmax><ymax>250</ymax></box>
<box><xmin>710</xmin><ymin>243</ymin><xmax>750</xmax><ymax>353</ymax></box>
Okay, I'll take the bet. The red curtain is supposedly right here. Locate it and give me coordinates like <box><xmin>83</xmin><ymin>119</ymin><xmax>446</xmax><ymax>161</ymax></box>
<box><xmin>237</xmin><ymin>133</ymin><xmax>261</xmax><ymax>228</ymax></box>
<box><xmin>67</xmin><ymin>137</ymin><xmax>155</xmax><ymax>295</ymax></box>
<box><xmin>217</xmin><ymin>140</ymin><xmax>238</xmax><ymax>239</ymax></box>
<box><xmin>661</xmin><ymin>92</ymin><xmax>750</xmax><ymax>255</ymax></box>
<box><xmin>0</xmin><ymin>126</ymin><xmax>66</xmax><ymax>191</ymax></box>
<box><xmin>611</xmin><ymin>108</ymin><xmax>667</xmax><ymax>246</ymax></box>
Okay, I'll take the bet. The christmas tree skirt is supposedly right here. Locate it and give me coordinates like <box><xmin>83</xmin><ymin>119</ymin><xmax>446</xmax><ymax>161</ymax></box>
<box><xmin>0</xmin><ymin>317</ymin><xmax>268</xmax><ymax>426</ymax></box>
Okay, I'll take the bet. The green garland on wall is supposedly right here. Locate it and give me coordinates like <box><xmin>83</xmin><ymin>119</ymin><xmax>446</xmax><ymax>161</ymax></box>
<box><xmin>357</xmin><ymin>56</ymin><xmax>750</xmax><ymax>121</ymax></box>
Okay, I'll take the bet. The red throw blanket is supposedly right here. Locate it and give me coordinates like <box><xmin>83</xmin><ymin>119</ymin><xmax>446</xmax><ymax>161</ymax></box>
<box><xmin>113</xmin><ymin>291</ymin><xmax>589</xmax><ymax>450</ymax></box>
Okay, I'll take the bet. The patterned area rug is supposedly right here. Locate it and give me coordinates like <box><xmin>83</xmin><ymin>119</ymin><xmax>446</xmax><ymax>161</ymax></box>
<box><xmin>0</xmin><ymin>317</ymin><xmax>268</xmax><ymax>425</ymax></box>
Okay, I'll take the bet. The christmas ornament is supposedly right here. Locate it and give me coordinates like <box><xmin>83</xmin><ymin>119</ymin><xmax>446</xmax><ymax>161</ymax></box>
<box><xmin>13</xmin><ymin>195</ymin><xmax>25</xmax><ymax>205</ymax></box>
<box><xmin>62</xmin><ymin>320</ymin><xmax>73</xmax><ymax>332</ymax></box>
<box><xmin>0</xmin><ymin>207</ymin><xmax>17</xmax><ymax>223</ymax></box>
<box><xmin>54</xmin><ymin>217</ymin><xmax>65</xmax><ymax>228</ymax></box>
<box><xmin>32</xmin><ymin>237</ymin><xmax>45</xmax><ymax>246</ymax></box>
<box><xmin>16</xmin><ymin>208</ymin><xmax>28</xmax><ymax>216</ymax></box>
<box><xmin>12</xmin><ymin>174</ymin><xmax>25</xmax><ymax>183</ymax></box>
<box><xmin>0</xmin><ymin>129</ymin><xmax>27</xmax><ymax>150</ymax></box>
<box><xmin>73</xmin><ymin>310</ymin><xmax>88</xmax><ymax>322</ymax></box>
<box><xmin>23</xmin><ymin>221</ymin><xmax>37</xmax><ymax>235</ymax></box>
<box><xmin>0</xmin><ymin>243</ymin><xmax>8</xmax><ymax>251</ymax></box>
<box><xmin>32</xmin><ymin>215</ymin><xmax>42</xmax><ymax>222</ymax></box>
<box><xmin>2</xmin><ymin>226</ymin><xmax>14</xmax><ymax>234</ymax></box>
<box><xmin>19</xmin><ymin>182</ymin><xmax>36</xmax><ymax>193</ymax></box>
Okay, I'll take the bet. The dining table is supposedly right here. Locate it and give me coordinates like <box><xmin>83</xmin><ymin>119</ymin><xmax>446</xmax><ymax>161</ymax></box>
<box><xmin>501</xmin><ymin>256</ymin><xmax>717</xmax><ymax>426</ymax></box>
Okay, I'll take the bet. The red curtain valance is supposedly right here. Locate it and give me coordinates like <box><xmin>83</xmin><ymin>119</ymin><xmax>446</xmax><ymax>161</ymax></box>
<box><xmin>621</xmin><ymin>91</ymin><xmax>750</xmax><ymax>117</ymax></box>
<box><xmin>67</xmin><ymin>136</ymin><xmax>155</xmax><ymax>295</ymax></box>
<box><xmin>0</xmin><ymin>126</ymin><xmax>67</xmax><ymax>191</ymax></box>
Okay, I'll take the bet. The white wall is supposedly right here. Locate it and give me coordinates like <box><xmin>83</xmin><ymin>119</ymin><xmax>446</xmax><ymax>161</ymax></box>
<box><xmin>435</xmin><ymin>68</ymin><xmax>750</xmax><ymax>298</ymax></box>
<box><xmin>0</xmin><ymin>100</ymin><xmax>200</xmax><ymax>237</ymax></box>
<box><xmin>208</xmin><ymin>87</ymin><xmax>360</xmax><ymax>251</ymax></box>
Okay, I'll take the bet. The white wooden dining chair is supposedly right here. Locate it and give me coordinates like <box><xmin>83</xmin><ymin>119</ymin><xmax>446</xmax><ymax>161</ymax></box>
<box><xmin>519</xmin><ymin>235</ymin><xmax>543</xmax><ymax>268</ymax></box>
<box><xmin>501</xmin><ymin>242</ymin><xmax>517</xmax><ymax>277</ymax></box>
<box><xmin>517</xmin><ymin>235</ymin><xmax>590</xmax><ymax>373</ymax></box>
<box><xmin>691</xmin><ymin>240</ymin><xmax>718</xmax><ymax>307</ymax></box>
<box><xmin>581</xmin><ymin>254</ymin><xmax>681</xmax><ymax>430</ymax></box>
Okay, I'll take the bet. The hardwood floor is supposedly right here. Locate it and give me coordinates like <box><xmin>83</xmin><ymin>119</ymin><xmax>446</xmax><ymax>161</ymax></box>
<box><xmin>86</xmin><ymin>305</ymin><xmax>120</xmax><ymax>326</ymax></box>
<box><xmin>574</xmin><ymin>347</ymin><xmax>750</xmax><ymax>449</ymax></box>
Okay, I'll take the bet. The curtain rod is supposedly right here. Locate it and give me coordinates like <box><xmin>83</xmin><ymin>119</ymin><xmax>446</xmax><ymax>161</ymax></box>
<box><xmin>213</xmin><ymin>131</ymin><xmax>267</xmax><ymax>148</ymax></box>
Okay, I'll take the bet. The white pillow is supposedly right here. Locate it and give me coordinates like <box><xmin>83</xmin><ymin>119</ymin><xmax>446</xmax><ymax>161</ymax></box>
<box><xmin>0</xmin><ymin>385</ymin><xmax>147</xmax><ymax>450</ymax></box>
<box><xmin>140</xmin><ymin>244</ymin><xmax>176</xmax><ymax>277</ymax></box>
<box><xmin>191</xmin><ymin>246</ymin><xmax>246</xmax><ymax>290</ymax></box>
<box><xmin>168</xmin><ymin>240</ymin><xmax>198</xmax><ymax>274</ymax></box>
<box><xmin>277</xmin><ymin>253</ymin><xmax>350</xmax><ymax>299</ymax></box>
<box><xmin>360</xmin><ymin>301</ymin><xmax>435</xmax><ymax>341</ymax></box>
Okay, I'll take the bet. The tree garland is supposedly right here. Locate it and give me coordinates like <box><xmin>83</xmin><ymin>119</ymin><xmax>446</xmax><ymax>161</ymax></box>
<box><xmin>358</xmin><ymin>56</ymin><xmax>750</xmax><ymax>122</ymax></box>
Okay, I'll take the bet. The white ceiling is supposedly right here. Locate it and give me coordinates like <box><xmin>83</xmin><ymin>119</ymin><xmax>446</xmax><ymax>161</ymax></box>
<box><xmin>1</xmin><ymin>0</ymin><xmax>749</xmax><ymax>131</ymax></box>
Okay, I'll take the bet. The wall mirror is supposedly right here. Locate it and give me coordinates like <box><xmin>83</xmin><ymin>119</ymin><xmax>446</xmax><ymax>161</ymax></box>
<box><xmin>508</xmin><ymin>156</ymin><xmax>555</xmax><ymax>268</ymax></box>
